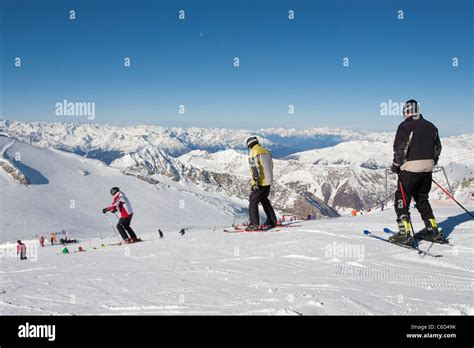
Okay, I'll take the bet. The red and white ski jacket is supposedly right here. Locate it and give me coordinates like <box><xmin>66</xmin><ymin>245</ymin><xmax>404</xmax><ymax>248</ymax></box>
<box><xmin>17</xmin><ymin>243</ymin><xmax>26</xmax><ymax>253</ymax></box>
<box><xmin>105</xmin><ymin>191</ymin><xmax>134</xmax><ymax>218</ymax></box>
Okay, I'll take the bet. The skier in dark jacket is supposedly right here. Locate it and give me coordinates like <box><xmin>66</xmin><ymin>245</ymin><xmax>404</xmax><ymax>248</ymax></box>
<box><xmin>389</xmin><ymin>99</ymin><xmax>443</xmax><ymax>244</ymax></box>
<box><xmin>246</xmin><ymin>137</ymin><xmax>278</xmax><ymax>230</ymax></box>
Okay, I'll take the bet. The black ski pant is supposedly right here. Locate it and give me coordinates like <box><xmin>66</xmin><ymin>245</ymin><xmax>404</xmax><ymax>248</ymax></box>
<box><xmin>117</xmin><ymin>215</ymin><xmax>137</xmax><ymax>240</ymax></box>
<box><xmin>395</xmin><ymin>171</ymin><xmax>435</xmax><ymax>221</ymax></box>
<box><xmin>249</xmin><ymin>185</ymin><xmax>278</xmax><ymax>226</ymax></box>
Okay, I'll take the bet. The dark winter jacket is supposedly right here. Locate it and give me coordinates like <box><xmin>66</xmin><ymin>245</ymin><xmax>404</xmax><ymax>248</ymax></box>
<box><xmin>393</xmin><ymin>115</ymin><xmax>442</xmax><ymax>173</ymax></box>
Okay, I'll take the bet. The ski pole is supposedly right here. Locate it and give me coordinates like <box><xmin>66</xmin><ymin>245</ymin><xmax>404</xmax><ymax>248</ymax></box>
<box><xmin>398</xmin><ymin>179</ymin><xmax>420</xmax><ymax>250</ymax></box>
<box><xmin>112</xmin><ymin>212</ymin><xmax>125</xmax><ymax>238</ymax></box>
<box><xmin>432</xmin><ymin>179</ymin><xmax>474</xmax><ymax>218</ymax></box>
<box><xmin>399</xmin><ymin>180</ymin><xmax>415</xmax><ymax>236</ymax></box>
<box><xmin>104</xmin><ymin>213</ymin><xmax>121</xmax><ymax>242</ymax></box>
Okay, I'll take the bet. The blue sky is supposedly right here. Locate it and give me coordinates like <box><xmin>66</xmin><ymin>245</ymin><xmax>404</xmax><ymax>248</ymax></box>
<box><xmin>0</xmin><ymin>0</ymin><xmax>472</xmax><ymax>135</ymax></box>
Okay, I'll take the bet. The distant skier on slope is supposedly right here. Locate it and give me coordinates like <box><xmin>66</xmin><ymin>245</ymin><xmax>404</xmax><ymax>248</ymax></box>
<box><xmin>246</xmin><ymin>137</ymin><xmax>278</xmax><ymax>230</ymax></box>
<box><xmin>102</xmin><ymin>187</ymin><xmax>140</xmax><ymax>244</ymax></box>
<box><xmin>389</xmin><ymin>99</ymin><xmax>443</xmax><ymax>244</ymax></box>
<box><xmin>50</xmin><ymin>232</ymin><xmax>57</xmax><ymax>245</ymax></box>
<box><xmin>17</xmin><ymin>240</ymin><xmax>27</xmax><ymax>260</ymax></box>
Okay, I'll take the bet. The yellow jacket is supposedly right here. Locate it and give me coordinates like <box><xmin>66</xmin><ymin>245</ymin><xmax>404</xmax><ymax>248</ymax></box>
<box><xmin>249</xmin><ymin>144</ymin><xmax>274</xmax><ymax>186</ymax></box>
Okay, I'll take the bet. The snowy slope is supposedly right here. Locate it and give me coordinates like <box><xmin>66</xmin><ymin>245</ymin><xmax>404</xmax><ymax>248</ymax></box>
<box><xmin>0</xmin><ymin>122</ymin><xmax>472</xmax><ymax>316</ymax></box>
<box><xmin>0</xmin><ymin>136</ymin><xmax>242</xmax><ymax>242</ymax></box>
<box><xmin>0</xmin><ymin>206</ymin><xmax>472</xmax><ymax>315</ymax></box>
<box><xmin>179</xmin><ymin>149</ymin><xmax>249</xmax><ymax>175</ymax></box>
<box><xmin>286</xmin><ymin>141</ymin><xmax>391</xmax><ymax>169</ymax></box>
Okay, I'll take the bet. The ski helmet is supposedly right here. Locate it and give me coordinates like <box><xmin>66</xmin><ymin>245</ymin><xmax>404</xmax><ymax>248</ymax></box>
<box><xmin>246</xmin><ymin>136</ymin><xmax>259</xmax><ymax>148</ymax></box>
<box><xmin>110</xmin><ymin>187</ymin><xmax>120</xmax><ymax>195</ymax></box>
<box><xmin>403</xmin><ymin>99</ymin><xmax>419</xmax><ymax>117</ymax></box>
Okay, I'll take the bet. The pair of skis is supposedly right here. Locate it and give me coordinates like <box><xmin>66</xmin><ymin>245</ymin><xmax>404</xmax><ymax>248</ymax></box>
<box><xmin>104</xmin><ymin>238</ymin><xmax>144</xmax><ymax>247</ymax></box>
<box><xmin>101</xmin><ymin>228</ymin><xmax>186</xmax><ymax>246</ymax></box>
<box><xmin>223</xmin><ymin>222</ymin><xmax>301</xmax><ymax>233</ymax></box>
<box><xmin>382</xmin><ymin>227</ymin><xmax>452</xmax><ymax>246</ymax></box>
<box><xmin>363</xmin><ymin>228</ymin><xmax>449</xmax><ymax>258</ymax></box>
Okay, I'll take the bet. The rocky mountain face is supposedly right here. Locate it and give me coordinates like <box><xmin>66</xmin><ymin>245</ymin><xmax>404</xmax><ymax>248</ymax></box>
<box><xmin>0</xmin><ymin>158</ymin><xmax>30</xmax><ymax>185</ymax></box>
<box><xmin>111</xmin><ymin>136</ymin><xmax>473</xmax><ymax>216</ymax></box>
<box><xmin>110</xmin><ymin>145</ymin><xmax>341</xmax><ymax>217</ymax></box>
<box><xmin>0</xmin><ymin>137</ymin><xmax>31</xmax><ymax>185</ymax></box>
<box><xmin>110</xmin><ymin>144</ymin><xmax>390</xmax><ymax>217</ymax></box>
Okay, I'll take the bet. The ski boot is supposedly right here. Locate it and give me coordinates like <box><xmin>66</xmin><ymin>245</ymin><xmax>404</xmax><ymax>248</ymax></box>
<box><xmin>414</xmin><ymin>218</ymin><xmax>446</xmax><ymax>243</ymax></box>
<box><xmin>245</xmin><ymin>225</ymin><xmax>261</xmax><ymax>231</ymax></box>
<box><xmin>389</xmin><ymin>215</ymin><xmax>412</xmax><ymax>246</ymax></box>
<box><xmin>119</xmin><ymin>238</ymin><xmax>134</xmax><ymax>245</ymax></box>
<box><xmin>263</xmin><ymin>219</ymin><xmax>277</xmax><ymax>228</ymax></box>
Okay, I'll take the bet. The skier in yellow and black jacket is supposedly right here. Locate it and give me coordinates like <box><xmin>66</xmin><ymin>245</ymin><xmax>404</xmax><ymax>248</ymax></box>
<box><xmin>246</xmin><ymin>136</ymin><xmax>278</xmax><ymax>230</ymax></box>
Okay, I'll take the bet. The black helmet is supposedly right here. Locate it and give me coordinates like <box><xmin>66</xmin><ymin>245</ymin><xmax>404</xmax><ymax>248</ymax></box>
<box><xmin>110</xmin><ymin>187</ymin><xmax>120</xmax><ymax>195</ymax></box>
<box><xmin>246</xmin><ymin>136</ymin><xmax>259</xmax><ymax>148</ymax></box>
<box><xmin>403</xmin><ymin>99</ymin><xmax>419</xmax><ymax>117</ymax></box>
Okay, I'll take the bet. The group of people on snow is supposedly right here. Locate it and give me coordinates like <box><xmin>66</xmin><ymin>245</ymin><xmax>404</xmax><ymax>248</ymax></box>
<box><xmin>35</xmin><ymin>230</ymin><xmax>76</xmax><ymax>248</ymax></box>
<box><xmin>100</xmin><ymin>99</ymin><xmax>444</xmax><ymax>244</ymax></box>
<box><xmin>17</xmin><ymin>230</ymin><xmax>80</xmax><ymax>261</ymax></box>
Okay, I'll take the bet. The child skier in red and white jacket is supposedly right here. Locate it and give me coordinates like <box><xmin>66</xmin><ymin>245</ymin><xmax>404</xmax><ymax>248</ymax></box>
<box><xmin>102</xmin><ymin>187</ymin><xmax>139</xmax><ymax>244</ymax></box>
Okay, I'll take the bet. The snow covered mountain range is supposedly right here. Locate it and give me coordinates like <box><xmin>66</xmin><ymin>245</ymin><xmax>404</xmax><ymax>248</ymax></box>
<box><xmin>0</xmin><ymin>120</ymin><xmax>393</xmax><ymax>161</ymax></box>
<box><xmin>0</xmin><ymin>120</ymin><xmax>472</xmax><ymax>241</ymax></box>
